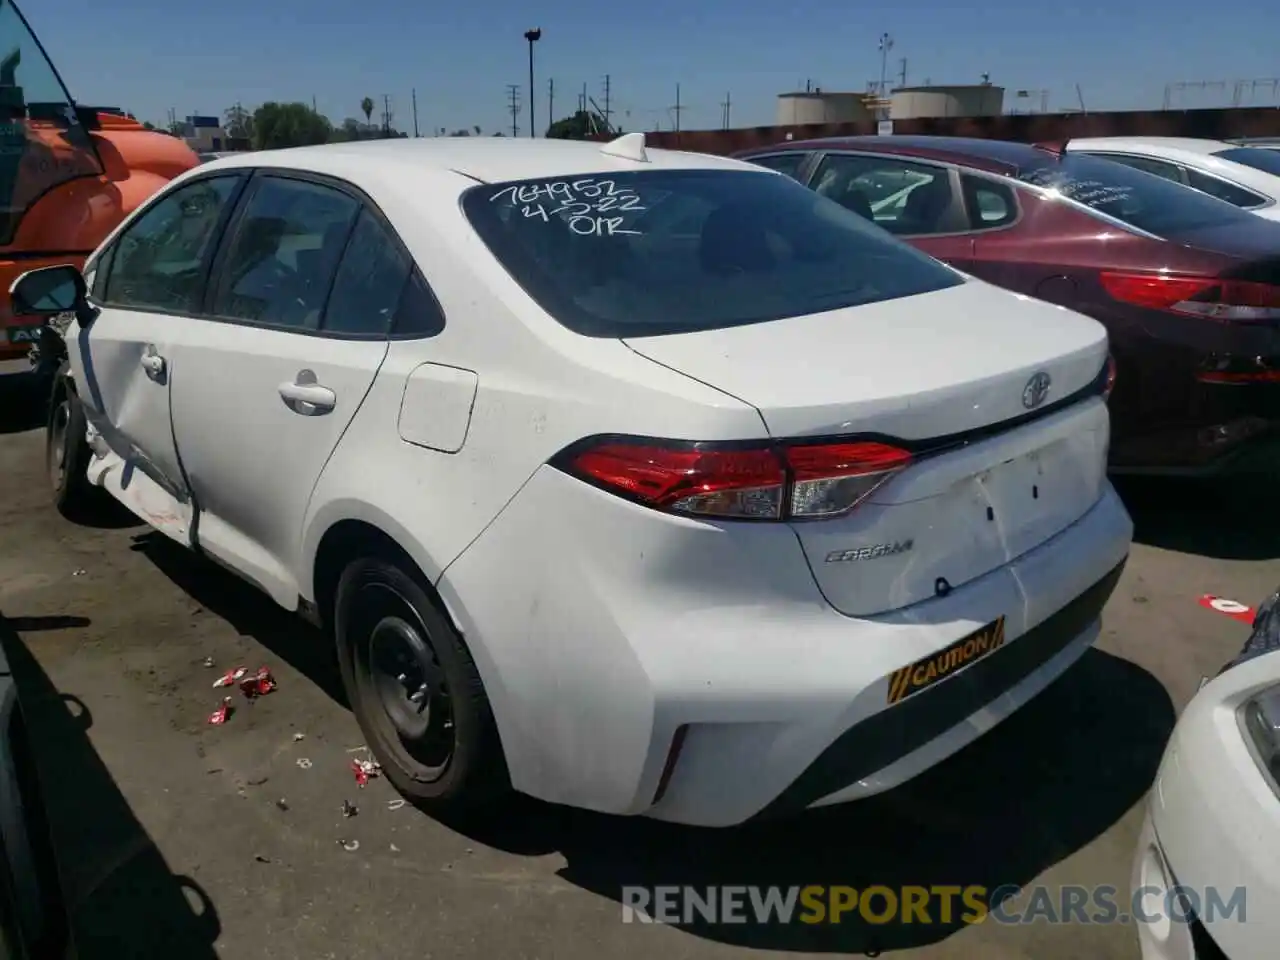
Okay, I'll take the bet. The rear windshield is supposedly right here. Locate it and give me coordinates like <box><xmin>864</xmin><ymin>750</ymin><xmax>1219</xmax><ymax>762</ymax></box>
<box><xmin>1017</xmin><ymin>154</ymin><xmax>1254</xmax><ymax>237</ymax></box>
<box><xmin>1214</xmin><ymin>146</ymin><xmax>1280</xmax><ymax>178</ymax></box>
<box><xmin>461</xmin><ymin>169</ymin><xmax>964</xmax><ymax>337</ymax></box>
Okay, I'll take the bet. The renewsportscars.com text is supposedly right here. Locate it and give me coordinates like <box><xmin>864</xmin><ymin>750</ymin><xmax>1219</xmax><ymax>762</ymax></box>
<box><xmin>621</xmin><ymin>884</ymin><xmax>1247</xmax><ymax>926</ymax></box>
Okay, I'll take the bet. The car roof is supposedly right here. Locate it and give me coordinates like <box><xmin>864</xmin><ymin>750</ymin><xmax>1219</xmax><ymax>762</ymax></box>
<box><xmin>1064</xmin><ymin>136</ymin><xmax>1280</xmax><ymax>196</ymax></box>
<box><xmin>736</xmin><ymin>136</ymin><xmax>1054</xmax><ymax>175</ymax></box>
<box><xmin>1065</xmin><ymin>136</ymin><xmax>1235</xmax><ymax>157</ymax></box>
<box><xmin>199</xmin><ymin>136</ymin><xmax>758</xmax><ymax>185</ymax></box>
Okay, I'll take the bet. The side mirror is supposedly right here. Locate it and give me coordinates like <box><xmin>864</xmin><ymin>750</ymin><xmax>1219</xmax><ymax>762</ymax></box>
<box><xmin>9</xmin><ymin>264</ymin><xmax>86</xmax><ymax>317</ymax></box>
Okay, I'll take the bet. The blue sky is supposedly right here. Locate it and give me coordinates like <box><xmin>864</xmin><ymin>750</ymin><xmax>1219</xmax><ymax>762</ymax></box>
<box><xmin>30</xmin><ymin>0</ymin><xmax>1280</xmax><ymax>136</ymax></box>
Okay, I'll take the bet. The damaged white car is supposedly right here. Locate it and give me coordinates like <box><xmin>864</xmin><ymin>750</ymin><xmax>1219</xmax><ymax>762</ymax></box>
<box><xmin>10</xmin><ymin>134</ymin><xmax>1131</xmax><ymax>826</ymax></box>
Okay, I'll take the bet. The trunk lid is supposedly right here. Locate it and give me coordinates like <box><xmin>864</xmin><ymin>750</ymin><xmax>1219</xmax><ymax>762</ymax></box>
<box><xmin>625</xmin><ymin>280</ymin><xmax>1112</xmax><ymax>616</ymax></box>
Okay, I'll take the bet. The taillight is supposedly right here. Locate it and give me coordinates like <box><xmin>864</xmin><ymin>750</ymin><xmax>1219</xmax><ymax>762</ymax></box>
<box><xmin>558</xmin><ymin>438</ymin><xmax>913</xmax><ymax>521</ymax></box>
<box><xmin>1100</xmin><ymin>271</ymin><xmax>1280</xmax><ymax>322</ymax></box>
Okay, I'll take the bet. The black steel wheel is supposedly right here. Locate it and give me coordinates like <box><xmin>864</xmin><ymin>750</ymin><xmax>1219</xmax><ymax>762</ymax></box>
<box><xmin>334</xmin><ymin>555</ymin><xmax>508</xmax><ymax>808</ymax></box>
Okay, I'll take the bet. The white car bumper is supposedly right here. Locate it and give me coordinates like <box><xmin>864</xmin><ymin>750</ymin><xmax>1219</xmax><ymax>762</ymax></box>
<box><xmin>440</xmin><ymin>468</ymin><xmax>1132</xmax><ymax>827</ymax></box>
<box><xmin>1134</xmin><ymin>651</ymin><xmax>1280</xmax><ymax>960</ymax></box>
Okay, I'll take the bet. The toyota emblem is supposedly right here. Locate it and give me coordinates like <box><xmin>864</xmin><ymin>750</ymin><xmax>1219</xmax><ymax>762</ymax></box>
<box><xmin>1022</xmin><ymin>372</ymin><xmax>1051</xmax><ymax>410</ymax></box>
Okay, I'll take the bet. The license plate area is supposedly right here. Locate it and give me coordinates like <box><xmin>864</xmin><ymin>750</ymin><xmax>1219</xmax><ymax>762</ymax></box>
<box><xmin>887</xmin><ymin>616</ymin><xmax>1007</xmax><ymax>705</ymax></box>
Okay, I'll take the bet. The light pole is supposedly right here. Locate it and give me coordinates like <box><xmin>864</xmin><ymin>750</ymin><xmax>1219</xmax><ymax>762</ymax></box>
<box><xmin>524</xmin><ymin>28</ymin><xmax>542</xmax><ymax>138</ymax></box>
<box><xmin>877</xmin><ymin>33</ymin><xmax>894</xmax><ymax>123</ymax></box>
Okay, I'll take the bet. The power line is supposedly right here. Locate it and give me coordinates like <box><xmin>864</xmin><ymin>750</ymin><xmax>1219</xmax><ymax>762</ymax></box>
<box><xmin>506</xmin><ymin>83</ymin><xmax>522</xmax><ymax>137</ymax></box>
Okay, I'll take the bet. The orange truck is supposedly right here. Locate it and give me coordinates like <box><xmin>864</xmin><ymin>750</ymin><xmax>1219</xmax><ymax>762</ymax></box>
<box><xmin>1</xmin><ymin>0</ymin><xmax>198</xmax><ymax>385</ymax></box>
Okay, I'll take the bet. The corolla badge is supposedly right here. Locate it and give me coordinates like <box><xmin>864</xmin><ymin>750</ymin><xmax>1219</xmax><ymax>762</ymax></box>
<box><xmin>1022</xmin><ymin>371</ymin><xmax>1052</xmax><ymax>410</ymax></box>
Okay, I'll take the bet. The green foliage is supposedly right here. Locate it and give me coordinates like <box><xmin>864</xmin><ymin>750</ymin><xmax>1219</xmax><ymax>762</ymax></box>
<box><xmin>251</xmin><ymin>102</ymin><xmax>332</xmax><ymax>149</ymax></box>
<box><xmin>546</xmin><ymin>110</ymin><xmax>613</xmax><ymax>140</ymax></box>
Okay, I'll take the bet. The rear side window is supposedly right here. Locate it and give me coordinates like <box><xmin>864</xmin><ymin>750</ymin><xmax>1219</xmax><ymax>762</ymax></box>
<box><xmin>1087</xmin><ymin>153</ymin><xmax>1183</xmax><ymax>184</ymax></box>
<box><xmin>210</xmin><ymin>176</ymin><xmax>359</xmax><ymax>329</ymax></box>
<box><xmin>1184</xmin><ymin>169</ymin><xmax>1267</xmax><ymax>208</ymax></box>
<box><xmin>808</xmin><ymin>154</ymin><xmax>962</xmax><ymax>235</ymax></box>
<box><xmin>323</xmin><ymin>210</ymin><xmax>410</xmax><ymax>336</ymax></box>
<box><xmin>746</xmin><ymin>153</ymin><xmax>809</xmax><ymax>181</ymax></box>
<box><xmin>1213</xmin><ymin>147</ymin><xmax>1280</xmax><ymax>177</ymax></box>
<box><xmin>462</xmin><ymin>169</ymin><xmax>963</xmax><ymax>338</ymax></box>
<box><xmin>961</xmin><ymin>174</ymin><xmax>1018</xmax><ymax>229</ymax></box>
<box><xmin>1017</xmin><ymin>154</ymin><xmax>1253</xmax><ymax>237</ymax></box>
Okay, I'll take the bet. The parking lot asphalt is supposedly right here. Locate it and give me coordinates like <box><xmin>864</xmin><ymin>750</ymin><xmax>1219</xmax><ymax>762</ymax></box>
<box><xmin>2</xmin><ymin>390</ymin><xmax>1279</xmax><ymax>960</ymax></box>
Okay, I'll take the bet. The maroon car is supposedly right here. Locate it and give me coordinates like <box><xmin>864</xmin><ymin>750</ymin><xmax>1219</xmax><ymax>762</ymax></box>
<box><xmin>735</xmin><ymin>136</ymin><xmax>1280</xmax><ymax>474</ymax></box>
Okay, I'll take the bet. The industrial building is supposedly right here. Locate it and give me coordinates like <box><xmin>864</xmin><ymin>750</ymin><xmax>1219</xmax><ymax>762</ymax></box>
<box><xmin>775</xmin><ymin>90</ymin><xmax>875</xmax><ymax>125</ymax></box>
<box><xmin>775</xmin><ymin>83</ymin><xmax>1005</xmax><ymax>126</ymax></box>
<box><xmin>889</xmin><ymin>84</ymin><xmax>1005</xmax><ymax>119</ymax></box>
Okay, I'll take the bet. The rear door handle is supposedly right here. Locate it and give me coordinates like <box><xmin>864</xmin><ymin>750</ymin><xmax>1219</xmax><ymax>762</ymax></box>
<box><xmin>278</xmin><ymin>375</ymin><xmax>336</xmax><ymax>414</ymax></box>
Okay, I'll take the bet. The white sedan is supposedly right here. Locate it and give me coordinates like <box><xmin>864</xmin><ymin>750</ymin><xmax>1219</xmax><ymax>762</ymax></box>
<box><xmin>1064</xmin><ymin>137</ymin><xmax>1280</xmax><ymax>221</ymax></box>
<box><xmin>1135</xmin><ymin>592</ymin><xmax>1280</xmax><ymax>959</ymax></box>
<box><xmin>9</xmin><ymin>133</ymin><xmax>1131</xmax><ymax>827</ymax></box>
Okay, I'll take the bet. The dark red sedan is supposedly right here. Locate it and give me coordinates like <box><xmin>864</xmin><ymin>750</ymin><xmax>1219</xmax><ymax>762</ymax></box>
<box><xmin>735</xmin><ymin>136</ymin><xmax>1280</xmax><ymax>474</ymax></box>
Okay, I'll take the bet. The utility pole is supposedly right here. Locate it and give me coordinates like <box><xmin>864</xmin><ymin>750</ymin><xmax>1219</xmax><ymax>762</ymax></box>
<box><xmin>548</xmin><ymin>78</ymin><xmax>554</xmax><ymax>131</ymax></box>
<box><xmin>580</xmin><ymin>82</ymin><xmax>587</xmax><ymax>116</ymax></box>
<box><xmin>523</xmin><ymin>28</ymin><xmax>541</xmax><ymax>139</ymax></box>
<box><xmin>381</xmin><ymin>94</ymin><xmax>392</xmax><ymax>136</ymax></box>
<box><xmin>671</xmin><ymin>83</ymin><xmax>684</xmax><ymax>134</ymax></box>
<box><xmin>506</xmin><ymin>83</ymin><xmax>522</xmax><ymax>137</ymax></box>
<box><xmin>898</xmin><ymin>57</ymin><xmax>908</xmax><ymax>89</ymax></box>
<box><xmin>602</xmin><ymin>74</ymin><xmax>612</xmax><ymax>132</ymax></box>
<box><xmin>411</xmin><ymin>88</ymin><xmax>419</xmax><ymax>137</ymax></box>
<box><xmin>720</xmin><ymin>92</ymin><xmax>731</xmax><ymax>129</ymax></box>
<box><xmin>312</xmin><ymin>94</ymin><xmax>317</xmax><ymax>113</ymax></box>
<box><xmin>878</xmin><ymin>33</ymin><xmax>894</xmax><ymax>99</ymax></box>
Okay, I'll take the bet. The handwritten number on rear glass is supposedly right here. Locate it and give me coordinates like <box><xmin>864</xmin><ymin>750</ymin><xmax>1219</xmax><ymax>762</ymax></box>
<box><xmin>492</xmin><ymin>178</ymin><xmax>646</xmax><ymax>237</ymax></box>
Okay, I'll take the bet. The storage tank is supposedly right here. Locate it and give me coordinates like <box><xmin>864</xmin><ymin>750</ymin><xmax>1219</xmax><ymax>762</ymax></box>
<box><xmin>889</xmin><ymin>85</ymin><xmax>1005</xmax><ymax>120</ymax></box>
<box><xmin>776</xmin><ymin>91</ymin><xmax>874</xmax><ymax>126</ymax></box>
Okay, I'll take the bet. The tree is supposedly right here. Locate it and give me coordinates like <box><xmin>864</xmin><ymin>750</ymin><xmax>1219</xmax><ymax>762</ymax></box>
<box><xmin>448</xmin><ymin>128</ymin><xmax>471</xmax><ymax>137</ymax></box>
<box><xmin>473</xmin><ymin>125</ymin><xmax>481</xmax><ymax>135</ymax></box>
<box><xmin>223</xmin><ymin>103</ymin><xmax>253</xmax><ymax>140</ymax></box>
<box><xmin>546</xmin><ymin>109</ymin><xmax>611</xmax><ymax>140</ymax></box>
<box><xmin>361</xmin><ymin>97</ymin><xmax>374</xmax><ymax>127</ymax></box>
<box><xmin>251</xmin><ymin>102</ymin><xmax>332</xmax><ymax>149</ymax></box>
<box><xmin>142</xmin><ymin>121</ymin><xmax>157</xmax><ymax>131</ymax></box>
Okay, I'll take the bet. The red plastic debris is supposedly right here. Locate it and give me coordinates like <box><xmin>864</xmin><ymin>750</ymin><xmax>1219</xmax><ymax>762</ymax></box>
<box><xmin>213</xmin><ymin>666</ymin><xmax>249</xmax><ymax>689</ymax></box>
<box><xmin>208</xmin><ymin>697</ymin><xmax>234</xmax><ymax>725</ymax></box>
<box><xmin>351</xmin><ymin>758</ymin><xmax>381</xmax><ymax>787</ymax></box>
<box><xmin>238</xmin><ymin>666</ymin><xmax>278</xmax><ymax>700</ymax></box>
<box><xmin>1199</xmin><ymin>595</ymin><xmax>1256</xmax><ymax>624</ymax></box>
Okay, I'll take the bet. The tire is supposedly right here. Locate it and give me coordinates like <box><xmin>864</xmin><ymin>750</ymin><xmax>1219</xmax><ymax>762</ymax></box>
<box><xmin>46</xmin><ymin>372</ymin><xmax>105</xmax><ymax>524</ymax></box>
<box><xmin>334</xmin><ymin>556</ymin><xmax>509</xmax><ymax>810</ymax></box>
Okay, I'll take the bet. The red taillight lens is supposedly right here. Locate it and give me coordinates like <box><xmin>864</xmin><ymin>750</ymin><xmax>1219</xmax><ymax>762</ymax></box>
<box><xmin>563</xmin><ymin>439</ymin><xmax>913</xmax><ymax>520</ymax></box>
<box><xmin>1100</xmin><ymin>271</ymin><xmax>1280</xmax><ymax>322</ymax></box>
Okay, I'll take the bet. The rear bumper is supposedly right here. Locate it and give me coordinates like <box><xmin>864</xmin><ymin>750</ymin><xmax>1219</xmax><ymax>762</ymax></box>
<box><xmin>439</xmin><ymin>466</ymin><xmax>1133</xmax><ymax>827</ymax></box>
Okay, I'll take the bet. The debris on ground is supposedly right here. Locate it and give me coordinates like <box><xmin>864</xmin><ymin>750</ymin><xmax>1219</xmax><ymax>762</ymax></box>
<box><xmin>390</xmin><ymin>843</ymin><xmax>400</xmax><ymax>853</ymax></box>
<box><xmin>207</xmin><ymin>697</ymin><xmax>233</xmax><ymax>725</ymax></box>
<box><xmin>246</xmin><ymin>775</ymin><xmax>269</xmax><ymax>786</ymax></box>
<box><xmin>1199</xmin><ymin>594</ymin><xmax>1256</xmax><ymax>623</ymax></box>
<box><xmin>213</xmin><ymin>666</ymin><xmax>249</xmax><ymax>689</ymax></box>
<box><xmin>386</xmin><ymin>798</ymin><xmax>406</xmax><ymax>812</ymax></box>
<box><xmin>276</xmin><ymin>798</ymin><xmax>289</xmax><ymax>811</ymax></box>
<box><xmin>201</xmin><ymin>656</ymin><xmax>216</xmax><ymax>668</ymax></box>
<box><xmin>72</xmin><ymin>568</ymin><xmax>86</xmax><ymax>577</ymax></box>
<box><xmin>292</xmin><ymin>732</ymin><xmax>305</xmax><ymax>742</ymax></box>
<box><xmin>296</xmin><ymin>758</ymin><xmax>312</xmax><ymax>770</ymax></box>
<box><xmin>239</xmin><ymin>665</ymin><xmax>278</xmax><ymax>700</ymax></box>
<box><xmin>351</xmin><ymin>757</ymin><xmax>382</xmax><ymax>787</ymax></box>
<box><xmin>338</xmin><ymin>839</ymin><xmax>360</xmax><ymax>852</ymax></box>
<box><xmin>254</xmin><ymin>854</ymin><xmax>272</xmax><ymax>863</ymax></box>
<box><xmin>342</xmin><ymin>800</ymin><xmax>358</xmax><ymax>818</ymax></box>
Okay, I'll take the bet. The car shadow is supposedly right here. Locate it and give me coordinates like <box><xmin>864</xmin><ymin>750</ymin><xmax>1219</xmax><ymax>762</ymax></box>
<box><xmin>0</xmin><ymin>376</ymin><xmax>47</xmax><ymax>435</ymax></box>
<box><xmin>0</xmin><ymin>615</ymin><xmax>221</xmax><ymax>959</ymax></box>
<box><xmin>1114</xmin><ymin>475</ymin><xmax>1280</xmax><ymax>561</ymax></box>
<box><xmin>439</xmin><ymin>649</ymin><xmax>1173</xmax><ymax>954</ymax></box>
<box><xmin>128</xmin><ymin>532</ymin><xmax>348</xmax><ymax>708</ymax></box>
